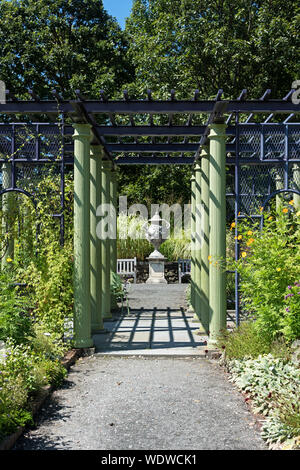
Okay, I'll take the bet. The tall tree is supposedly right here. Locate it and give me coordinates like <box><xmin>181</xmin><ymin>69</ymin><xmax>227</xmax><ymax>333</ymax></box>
<box><xmin>0</xmin><ymin>0</ymin><xmax>133</xmax><ymax>98</ymax></box>
<box><xmin>125</xmin><ymin>0</ymin><xmax>300</xmax><ymax>99</ymax></box>
<box><xmin>116</xmin><ymin>0</ymin><xmax>300</xmax><ymax>207</ymax></box>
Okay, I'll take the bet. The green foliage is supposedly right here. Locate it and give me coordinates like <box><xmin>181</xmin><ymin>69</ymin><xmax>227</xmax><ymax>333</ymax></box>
<box><xmin>126</xmin><ymin>0</ymin><xmax>299</xmax><ymax>99</ymax></box>
<box><xmin>218</xmin><ymin>321</ymin><xmax>291</xmax><ymax>360</ymax></box>
<box><xmin>21</xmin><ymin>242</ymin><xmax>74</xmax><ymax>336</ymax></box>
<box><xmin>281</xmin><ymin>281</ymin><xmax>300</xmax><ymax>342</ymax></box>
<box><xmin>218</xmin><ymin>322</ymin><xmax>271</xmax><ymax>359</ymax></box>
<box><xmin>117</xmin><ymin>214</ymin><xmax>192</xmax><ymax>261</ymax></box>
<box><xmin>30</xmin><ymin>324</ymin><xmax>68</xmax><ymax>360</ymax></box>
<box><xmin>0</xmin><ymin>336</ymin><xmax>67</xmax><ymax>440</ymax></box>
<box><xmin>160</xmin><ymin>230</ymin><xmax>191</xmax><ymax>261</ymax></box>
<box><xmin>226</xmin><ymin>354</ymin><xmax>300</xmax><ymax>445</ymax></box>
<box><xmin>111</xmin><ymin>272</ymin><xmax>126</xmax><ymax>302</ymax></box>
<box><xmin>233</xmin><ymin>206</ymin><xmax>300</xmax><ymax>342</ymax></box>
<box><xmin>0</xmin><ymin>0</ymin><xmax>133</xmax><ymax>98</ymax></box>
<box><xmin>117</xmin><ymin>214</ymin><xmax>152</xmax><ymax>260</ymax></box>
<box><xmin>0</xmin><ymin>271</ymin><xmax>34</xmax><ymax>344</ymax></box>
<box><xmin>40</xmin><ymin>359</ymin><xmax>67</xmax><ymax>388</ymax></box>
<box><xmin>0</xmin><ymin>409</ymin><xmax>33</xmax><ymax>441</ymax></box>
<box><xmin>117</xmin><ymin>165</ymin><xmax>193</xmax><ymax>209</ymax></box>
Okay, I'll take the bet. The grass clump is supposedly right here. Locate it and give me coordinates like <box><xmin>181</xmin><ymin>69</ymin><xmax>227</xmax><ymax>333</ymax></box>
<box><xmin>217</xmin><ymin>321</ymin><xmax>292</xmax><ymax>360</ymax></box>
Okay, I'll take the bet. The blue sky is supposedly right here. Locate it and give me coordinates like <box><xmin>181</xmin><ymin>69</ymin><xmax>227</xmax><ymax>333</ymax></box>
<box><xmin>103</xmin><ymin>0</ymin><xmax>134</xmax><ymax>29</ymax></box>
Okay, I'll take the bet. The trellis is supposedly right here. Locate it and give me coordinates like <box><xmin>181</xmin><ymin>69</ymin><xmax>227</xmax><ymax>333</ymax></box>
<box><xmin>0</xmin><ymin>88</ymin><xmax>300</xmax><ymax>347</ymax></box>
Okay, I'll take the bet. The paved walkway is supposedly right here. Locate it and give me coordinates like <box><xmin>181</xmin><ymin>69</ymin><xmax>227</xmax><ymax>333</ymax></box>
<box><xmin>14</xmin><ymin>284</ymin><xmax>266</xmax><ymax>450</ymax></box>
<box><xmin>93</xmin><ymin>284</ymin><xmax>209</xmax><ymax>356</ymax></box>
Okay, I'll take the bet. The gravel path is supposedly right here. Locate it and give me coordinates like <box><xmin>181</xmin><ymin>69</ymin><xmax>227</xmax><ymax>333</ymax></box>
<box><xmin>14</xmin><ymin>356</ymin><xmax>265</xmax><ymax>450</ymax></box>
<box><xmin>14</xmin><ymin>284</ymin><xmax>266</xmax><ymax>450</ymax></box>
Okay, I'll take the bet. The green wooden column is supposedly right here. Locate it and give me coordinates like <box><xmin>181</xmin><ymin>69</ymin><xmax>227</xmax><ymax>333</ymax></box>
<box><xmin>1</xmin><ymin>162</ymin><xmax>14</xmax><ymax>269</ymax></box>
<box><xmin>194</xmin><ymin>162</ymin><xmax>203</xmax><ymax>327</ymax></box>
<box><xmin>292</xmin><ymin>163</ymin><xmax>300</xmax><ymax>210</ymax></box>
<box><xmin>110</xmin><ymin>169</ymin><xmax>118</xmax><ymax>310</ymax></box>
<box><xmin>189</xmin><ymin>172</ymin><xmax>196</xmax><ymax>311</ymax></box>
<box><xmin>101</xmin><ymin>160</ymin><xmax>112</xmax><ymax>320</ymax></box>
<box><xmin>90</xmin><ymin>144</ymin><xmax>104</xmax><ymax>333</ymax></box>
<box><xmin>200</xmin><ymin>145</ymin><xmax>210</xmax><ymax>333</ymax></box>
<box><xmin>208</xmin><ymin>122</ymin><xmax>227</xmax><ymax>345</ymax></box>
<box><xmin>73</xmin><ymin>124</ymin><xmax>93</xmax><ymax>348</ymax></box>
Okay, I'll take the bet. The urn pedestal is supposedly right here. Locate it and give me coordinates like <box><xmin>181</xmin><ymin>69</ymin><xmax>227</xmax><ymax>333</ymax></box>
<box><xmin>146</xmin><ymin>250</ymin><xmax>167</xmax><ymax>284</ymax></box>
<box><xmin>143</xmin><ymin>211</ymin><xmax>169</xmax><ymax>285</ymax></box>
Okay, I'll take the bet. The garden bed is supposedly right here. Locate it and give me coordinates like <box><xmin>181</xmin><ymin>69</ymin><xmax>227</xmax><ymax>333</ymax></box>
<box><xmin>0</xmin><ymin>348</ymin><xmax>80</xmax><ymax>450</ymax></box>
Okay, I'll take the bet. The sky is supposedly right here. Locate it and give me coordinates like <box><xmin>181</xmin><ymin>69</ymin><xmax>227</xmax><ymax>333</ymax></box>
<box><xmin>102</xmin><ymin>0</ymin><xmax>134</xmax><ymax>29</ymax></box>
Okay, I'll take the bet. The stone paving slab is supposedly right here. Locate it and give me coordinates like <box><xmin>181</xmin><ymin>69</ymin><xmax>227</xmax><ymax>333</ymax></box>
<box><xmin>93</xmin><ymin>284</ymin><xmax>210</xmax><ymax>356</ymax></box>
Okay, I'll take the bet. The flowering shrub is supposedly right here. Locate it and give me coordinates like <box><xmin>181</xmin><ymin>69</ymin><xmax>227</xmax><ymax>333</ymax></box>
<box><xmin>232</xmin><ymin>206</ymin><xmax>300</xmax><ymax>342</ymax></box>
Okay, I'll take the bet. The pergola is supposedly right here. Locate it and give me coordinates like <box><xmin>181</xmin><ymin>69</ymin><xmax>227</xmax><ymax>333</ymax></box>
<box><xmin>0</xmin><ymin>88</ymin><xmax>300</xmax><ymax>347</ymax></box>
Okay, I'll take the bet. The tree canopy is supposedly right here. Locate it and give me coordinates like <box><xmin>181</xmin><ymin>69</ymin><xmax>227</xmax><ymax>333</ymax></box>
<box><xmin>0</xmin><ymin>0</ymin><xmax>133</xmax><ymax>98</ymax></box>
<box><xmin>125</xmin><ymin>0</ymin><xmax>300</xmax><ymax>99</ymax></box>
<box><xmin>0</xmin><ymin>0</ymin><xmax>299</xmax><ymax>205</ymax></box>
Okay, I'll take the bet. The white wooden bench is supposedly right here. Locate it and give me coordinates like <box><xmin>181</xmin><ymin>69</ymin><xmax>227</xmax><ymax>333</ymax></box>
<box><xmin>178</xmin><ymin>259</ymin><xmax>191</xmax><ymax>283</ymax></box>
<box><xmin>117</xmin><ymin>257</ymin><xmax>137</xmax><ymax>284</ymax></box>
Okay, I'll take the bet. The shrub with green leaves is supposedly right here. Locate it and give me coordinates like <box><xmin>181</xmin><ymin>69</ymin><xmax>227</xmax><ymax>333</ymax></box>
<box><xmin>20</xmin><ymin>241</ymin><xmax>74</xmax><ymax>337</ymax></box>
<box><xmin>281</xmin><ymin>281</ymin><xmax>300</xmax><ymax>342</ymax></box>
<box><xmin>111</xmin><ymin>272</ymin><xmax>126</xmax><ymax>302</ymax></box>
<box><xmin>233</xmin><ymin>205</ymin><xmax>300</xmax><ymax>342</ymax></box>
<box><xmin>0</xmin><ymin>271</ymin><xmax>34</xmax><ymax>344</ymax></box>
<box><xmin>0</xmin><ymin>337</ymin><xmax>67</xmax><ymax>440</ymax></box>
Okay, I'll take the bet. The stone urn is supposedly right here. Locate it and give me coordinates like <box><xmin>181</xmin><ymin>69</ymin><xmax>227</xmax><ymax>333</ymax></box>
<box><xmin>143</xmin><ymin>211</ymin><xmax>170</xmax><ymax>284</ymax></box>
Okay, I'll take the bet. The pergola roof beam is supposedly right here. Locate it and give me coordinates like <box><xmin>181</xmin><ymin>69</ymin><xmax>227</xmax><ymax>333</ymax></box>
<box><xmin>116</xmin><ymin>156</ymin><xmax>194</xmax><ymax>165</ymax></box>
<box><xmin>105</xmin><ymin>143</ymin><xmax>235</xmax><ymax>153</ymax></box>
<box><xmin>194</xmin><ymin>90</ymin><xmax>227</xmax><ymax>161</ymax></box>
<box><xmin>1</xmin><ymin>98</ymin><xmax>299</xmax><ymax>115</ymax></box>
<box><xmin>70</xmin><ymin>93</ymin><xmax>115</xmax><ymax>166</ymax></box>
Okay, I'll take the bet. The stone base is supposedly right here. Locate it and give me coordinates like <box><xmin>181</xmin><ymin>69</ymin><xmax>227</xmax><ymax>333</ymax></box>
<box><xmin>91</xmin><ymin>328</ymin><xmax>108</xmax><ymax>334</ymax></box>
<box><xmin>146</xmin><ymin>277</ymin><xmax>167</xmax><ymax>284</ymax></box>
<box><xmin>146</xmin><ymin>255</ymin><xmax>168</xmax><ymax>284</ymax></box>
<box><xmin>74</xmin><ymin>346</ymin><xmax>95</xmax><ymax>356</ymax></box>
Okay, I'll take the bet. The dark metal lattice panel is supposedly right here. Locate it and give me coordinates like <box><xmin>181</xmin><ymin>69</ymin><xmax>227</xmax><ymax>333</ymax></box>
<box><xmin>239</xmin><ymin>164</ymin><xmax>285</xmax><ymax>214</ymax></box>
<box><xmin>239</xmin><ymin>125</ymin><xmax>261</xmax><ymax>159</ymax></box>
<box><xmin>289</xmin><ymin>126</ymin><xmax>300</xmax><ymax>159</ymax></box>
<box><xmin>0</xmin><ymin>126</ymin><xmax>13</xmax><ymax>157</ymax></box>
<box><xmin>264</xmin><ymin>125</ymin><xmax>285</xmax><ymax>160</ymax></box>
<box><xmin>39</xmin><ymin>126</ymin><xmax>63</xmax><ymax>160</ymax></box>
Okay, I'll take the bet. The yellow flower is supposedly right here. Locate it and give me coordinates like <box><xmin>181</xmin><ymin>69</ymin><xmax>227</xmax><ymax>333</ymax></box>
<box><xmin>247</xmin><ymin>230</ymin><xmax>253</xmax><ymax>235</ymax></box>
<box><xmin>282</xmin><ymin>208</ymin><xmax>288</xmax><ymax>214</ymax></box>
<box><xmin>259</xmin><ymin>206</ymin><xmax>263</xmax><ymax>212</ymax></box>
<box><xmin>237</xmin><ymin>235</ymin><xmax>242</xmax><ymax>240</ymax></box>
<box><xmin>241</xmin><ymin>252</ymin><xmax>247</xmax><ymax>258</ymax></box>
<box><xmin>6</xmin><ymin>257</ymin><xmax>12</xmax><ymax>262</ymax></box>
<box><xmin>289</xmin><ymin>200</ymin><xmax>294</xmax><ymax>205</ymax></box>
<box><xmin>238</xmin><ymin>212</ymin><xmax>241</xmax><ymax>216</ymax></box>
<box><xmin>246</xmin><ymin>238</ymin><xmax>254</xmax><ymax>246</ymax></box>
<box><xmin>208</xmin><ymin>255</ymin><xmax>212</xmax><ymax>261</ymax></box>
<box><xmin>276</xmin><ymin>268</ymin><xmax>281</xmax><ymax>272</ymax></box>
<box><xmin>230</xmin><ymin>222</ymin><xmax>236</xmax><ymax>230</ymax></box>
<box><xmin>268</xmin><ymin>216</ymin><xmax>273</xmax><ymax>221</ymax></box>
